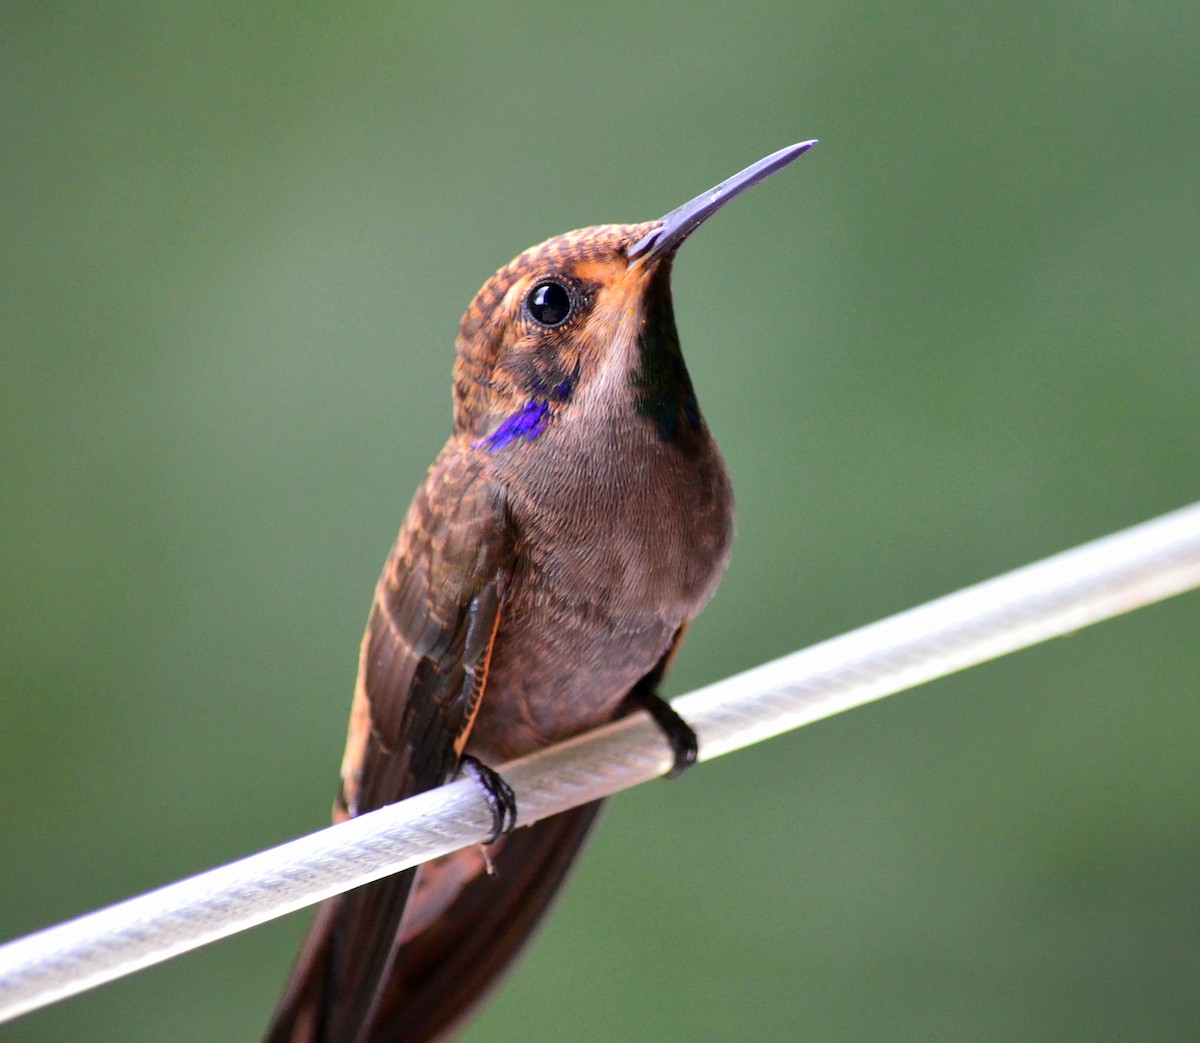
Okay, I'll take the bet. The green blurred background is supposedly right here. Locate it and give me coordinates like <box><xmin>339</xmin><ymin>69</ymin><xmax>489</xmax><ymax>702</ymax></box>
<box><xmin>3</xmin><ymin>3</ymin><xmax>1198</xmax><ymax>1041</ymax></box>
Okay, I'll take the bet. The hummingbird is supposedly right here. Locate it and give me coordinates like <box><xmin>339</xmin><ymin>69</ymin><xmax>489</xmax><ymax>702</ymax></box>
<box><xmin>265</xmin><ymin>140</ymin><xmax>817</xmax><ymax>1043</ymax></box>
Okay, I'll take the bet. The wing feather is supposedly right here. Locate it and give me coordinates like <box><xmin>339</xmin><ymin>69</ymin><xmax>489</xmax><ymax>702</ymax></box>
<box><xmin>265</xmin><ymin>446</ymin><xmax>514</xmax><ymax>1043</ymax></box>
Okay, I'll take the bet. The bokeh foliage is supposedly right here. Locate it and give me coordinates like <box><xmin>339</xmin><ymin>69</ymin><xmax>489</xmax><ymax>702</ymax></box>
<box><xmin>2</xmin><ymin>3</ymin><xmax>1197</xmax><ymax>1040</ymax></box>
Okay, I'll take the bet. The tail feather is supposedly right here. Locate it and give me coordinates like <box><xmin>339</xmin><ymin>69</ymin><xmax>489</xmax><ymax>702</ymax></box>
<box><xmin>373</xmin><ymin>802</ymin><xmax>603</xmax><ymax>1041</ymax></box>
<box><xmin>264</xmin><ymin>893</ymin><xmax>345</xmax><ymax>1043</ymax></box>
<box><xmin>264</xmin><ymin>802</ymin><xmax>603</xmax><ymax>1042</ymax></box>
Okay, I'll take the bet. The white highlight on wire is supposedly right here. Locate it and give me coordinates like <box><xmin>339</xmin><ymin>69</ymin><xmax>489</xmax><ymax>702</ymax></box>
<box><xmin>2</xmin><ymin>501</ymin><xmax>1199</xmax><ymax>1026</ymax></box>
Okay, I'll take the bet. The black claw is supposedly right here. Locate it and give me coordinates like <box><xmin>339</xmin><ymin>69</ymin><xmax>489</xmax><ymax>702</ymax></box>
<box><xmin>623</xmin><ymin>687</ymin><xmax>699</xmax><ymax>779</ymax></box>
<box><xmin>459</xmin><ymin>755</ymin><xmax>518</xmax><ymax>843</ymax></box>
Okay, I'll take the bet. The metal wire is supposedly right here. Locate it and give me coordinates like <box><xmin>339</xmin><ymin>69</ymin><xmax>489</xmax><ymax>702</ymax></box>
<box><xmin>2</xmin><ymin>501</ymin><xmax>1199</xmax><ymax>1026</ymax></box>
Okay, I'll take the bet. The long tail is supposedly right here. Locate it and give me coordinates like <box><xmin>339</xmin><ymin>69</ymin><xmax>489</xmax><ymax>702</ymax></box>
<box><xmin>264</xmin><ymin>801</ymin><xmax>603</xmax><ymax>1042</ymax></box>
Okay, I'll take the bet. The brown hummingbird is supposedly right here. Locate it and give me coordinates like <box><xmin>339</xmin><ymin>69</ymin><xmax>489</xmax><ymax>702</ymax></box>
<box><xmin>265</xmin><ymin>140</ymin><xmax>817</xmax><ymax>1043</ymax></box>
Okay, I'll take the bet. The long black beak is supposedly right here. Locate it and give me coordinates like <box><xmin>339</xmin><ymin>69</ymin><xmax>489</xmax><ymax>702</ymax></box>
<box><xmin>626</xmin><ymin>140</ymin><xmax>818</xmax><ymax>263</ymax></box>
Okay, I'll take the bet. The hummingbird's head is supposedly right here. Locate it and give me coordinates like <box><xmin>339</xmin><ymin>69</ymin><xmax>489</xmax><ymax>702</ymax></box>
<box><xmin>451</xmin><ymin>141</ymin><xmax>817</xmax><ymax>451</ymax></box>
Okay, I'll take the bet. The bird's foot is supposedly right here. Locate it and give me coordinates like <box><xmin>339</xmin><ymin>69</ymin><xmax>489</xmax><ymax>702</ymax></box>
<box><xmin>623</xmin><ymin>688</ymin><xmax>699</xmax><ymax>779</ymax></box>
<box><xmin>459</xmin><ymin>755</ymin><xmax>518</xmax><ymax>843</ymax></box>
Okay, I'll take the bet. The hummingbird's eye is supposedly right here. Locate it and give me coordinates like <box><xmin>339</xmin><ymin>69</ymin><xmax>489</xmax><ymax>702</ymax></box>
<box><xmin>525</xmin><ymin>280</ymin><xmax>573</xmax><ymax>327</ymax></box>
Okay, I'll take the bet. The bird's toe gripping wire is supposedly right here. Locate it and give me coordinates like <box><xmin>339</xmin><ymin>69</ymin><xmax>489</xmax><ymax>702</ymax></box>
<box><xmin>459</xmin><ymin>755</ymin><xmax>518</xmax><ymax>843</ymax></box>
<box><xmin>623</xmin><ymin>686</ymin><xmax>699</xmax><ymax>779</ymax></box>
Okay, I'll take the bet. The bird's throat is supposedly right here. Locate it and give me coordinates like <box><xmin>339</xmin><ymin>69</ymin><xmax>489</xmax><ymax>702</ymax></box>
<box><xmin>632</xmin><ymin>264</ymin><xmax>701</xmax><ymax>442</ymax></box>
